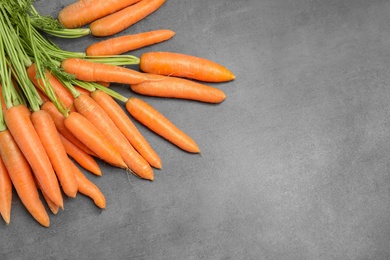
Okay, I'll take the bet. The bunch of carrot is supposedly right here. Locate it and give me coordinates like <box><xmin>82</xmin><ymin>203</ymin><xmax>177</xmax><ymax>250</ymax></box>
<box><xmin>0</xmin><ymin>0</ymin><xmax>235</xmax><ymax>227</ymax></box>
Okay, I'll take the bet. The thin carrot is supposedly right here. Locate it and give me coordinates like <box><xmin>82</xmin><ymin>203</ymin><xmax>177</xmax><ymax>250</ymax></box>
<box><xmin>70</xmin><ymin>160</ymin><xmax>106</xmax><ymax>209</ymax></box>
<box><xmin>126</xmin><ymin>97</ymin><xmax>200</xmax><ymax>153</ymax></box>
<box><xmin>37</xmin><ymin>181</ymin><xmax>60</xmax><ymax>215</ymax></box>
<box><xmin>91</xmin><ymin>90</ymin><xmax>161</xmax><ymax>169</ymax></box>
<box><xmin>139</xmin><ymin>52</ymin><xmax>235</xmax><ymax>82</ymax></box>
<box><xmin>86</xmin><ymin>29</ymin><xmax>175</xmax><ymax>56</ymax></box>
<box><xmin>59</xmin><ymin>133</ymin><xmax>102</xmax><ymax>176</ymax></box>
<box><xmin>90</xmin><ymin>0</ymin><xmax>166</xmax><ymax>37</ymax></box>
<box><xmin>0</xmin><ymin>156</ymin><xmax>12</xmax><ymax>224</ymax></box>
<box><xmin>61</xmin><ymin>58</ymin><xmax>147</xmax><ymax>85</ymax></box>
<box><xmin>58</xmin><ymin>0</ymin><xmax>142</xmax><ymax>29</ymax></box>
<box><xmin>131</xmin><ymin>74</ymin><xmax>227</xmax><ymax>103</ymax></box>
<box><xmin>74</xmin><ymin>93</ymin><xmax>154</xmax><ymax>180</ymax></box>
<box><xmin>31</xmin><ymin>110</ymin><xmax>78</xmax><ymax>198</ymax></box>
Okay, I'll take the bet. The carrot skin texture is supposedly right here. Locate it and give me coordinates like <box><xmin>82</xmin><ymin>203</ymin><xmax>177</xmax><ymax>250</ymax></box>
<box><xmin>86</xmin><ymin>29</ymin><xmax>175</xmax><ymax>56</ymax></box>
<box><xmin>90</xmin><ymin>0</ymin><xmax>166</xmax><ymax>37</ymax></box>
<box><xmin>0</xmin><ymin>130</ymin><xmax>50</xmax><ymax>227</ymax></box>
<box><xmin>140</xmin><ymin>52</ymin><xmax>235</xmax><ymax>82</ymax></box>
<box><xmin>126</xmin><ymin>98</ymin><xmax>200</xmax><ymax>153</ymax></box>
<box><xmin>58</xmin><ymin>0</ymin><xmax>142</xmax><ymax>29</ymax></box>
<box><xmin>0</xmin><ymin>156</ymin><xmax>12</xmax><ymax>224</ymax></box>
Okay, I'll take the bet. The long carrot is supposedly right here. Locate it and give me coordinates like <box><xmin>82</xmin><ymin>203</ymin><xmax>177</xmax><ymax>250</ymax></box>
<box><xmin>90</xmin><ymin>0</ymin><xmax>166</xmax><ymax>37</ymax></box>
<box><xmin>61</xmin><ymin>58</ymin><xmax>147</xmax><ymax>85</ymax></box>
<box><xmin>0</xmin><ymin>156</ymin><xmax>12</xmax><ymax>224</ymax></box>
<box><xmin>126</xmin><ymin>97</ymin><xmax>200</xmax><ymax>153</ymax></box>
<box><xmin>91</xmin><ymin>90</ymin><xmax>162</xmax><ymax>169</ymax></box>
<box><xmin>58</xmin><ymin>0</ymin><xmax>142</xmax><ymax>29</ymax></box>
<box><xmin>140</xmin><ymin>52</ymin><xmax>235</xmax><ymax>82</ymax></box>
<box><xmin>85</xmin><ymin>29</ymin><xmax>175</xmax><ymax>56</ymax></box>
<box><xmin>4</xmin><ymin>104</ymin><xmax>64</xmax><ymax>208</ymax></box>
<box><xmin>131</xmin><ymin>74</ymin><xmax>227</xmax><ymax>103</ymax></box>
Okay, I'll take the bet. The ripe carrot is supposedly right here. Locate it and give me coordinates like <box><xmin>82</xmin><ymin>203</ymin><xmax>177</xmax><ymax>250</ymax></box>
<box><xmin>90</xmin><ymin>0</ymin><xmax>166</xmax><ymax>37</ymax></box>
<box><xmin>64</xmin><ymin>111</ymin><xmax>127</xmax><ymax>169</ymax></box>
<box><xmin>131</xmin><ymin>74</ymin><xmax>227</xmax><ymax>103</ymax></box>
<box><xmin>126</xmin><ymin>97</ymin><xmax>200</xmax><ymax>153</ymax></box>
<box><xmin>58</xmin><ymin>0</ymin><xmax>142</xmax><ymax>29</ymax></box>
<box><xmin>59</xmin><ymin>133</ymin><xmax>102</xmax><ymax>176</ymax></box>
<box><xmin>0</xmin><ymin>129</ymin><xmax>50</xmax><ymax>227</ymax></box>
<box><xmin>4</xmin><ymin>105</ymin><xmax>64</xmax><ymax>209</ymax></box>
<box><xmin>85</xmin><ymin>29</ymin><xmax>175</xmax><ymax>56</ymax></box>
<box><xmin>70</xmin><ymin>160</ymin><xmax>106</xmax><ymax>209</ymax></box>
<box><xmin>31</xmin><ymin>110</ymin><xmax>78</xmax><ymax>198</ymax></box>
<box><xmin>61</xmin><ymin>58</ymin><xmax>147</xmax><ymax>85</ymax></box>
<box><xmin>74</xmin><ymin>94</ymin><xmax>154</xmax><ymax>180</ymax></box>
<box><xmin>37</xmin><ymin>181</ymin><xmax>60</xmax><ymax>215</ymax></box>
<box><xmin>0</xmin><ymin>156</ymin><xmax>12</xmax><ymax>224</ymax></box>
<box><xmin>90</xmin><ymin>90</ymin><xmax>161</xmax><ymax>169</ymax></box>
<box><xmin>140</xmin><ymin>52</ymin><xmax>235</xmax><ymax>82</ymax></box>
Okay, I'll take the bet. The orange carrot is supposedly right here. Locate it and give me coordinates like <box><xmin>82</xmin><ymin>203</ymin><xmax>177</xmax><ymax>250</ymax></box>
<box><xmin>86</xmin><ymin>29</ymin><xmax>175</xmax><ymax>56</ymax></box>
<box><xmin>74</xmin><ymin>93</ymin><xmax>154</xmax><ymax>180</ymax></box>
<box><xmin>140</xmin><ymin>52</ymin><xmax>235</xmax><ymax>82</ymax></box>
<box><xmin>64</xmin><ymin>111</ymin><xmax>127</xmax><ymax>169</ymax></box>
<box><xmin>126</xmin><ymin>97</ymin><xmax>200</xmax><ymax>153</ymax></box>
<box><xmin>70</xmin><ymin>160</ymin><xmax>106</xmax><ymax>209</ymax></box>
<box><xmin>61</xmin><ymin>58</ymin><xmax>147</xmax><ymax>85</ymax></box>
<box><xmin>58</xmin><ymin>0</ymin><xmax>142</xmax><ymax>29</ymax></box>
<box><xmin>90</xmin><ymin>0</ymin><xmax>166</xmax><ymax>37</ymax></box>
<box><xmin>0</xmin><ymin>129</ymin><xmax>50</xmax><ymax>227</ymax></box>
<box><xmin>31</xmin><ymin>110</ymin><xmax>78</xmax><ymax>198</ymax></box>
<box><xmin>4</xmin><ymin>105</ymin><xmax>64</xmax><ymax>208</ymax></box>
<box><xmin>59</xmin><ymin>133</ymin><xmax>102</xmax><ymax>176</ymax></box>
<box><xmin>37</xmin><ymin>181</ymin><xmax>60</xmax><ymax>215</ymax></box>
<box><xmin>131</xmin><ymin>74</ymin><xmax>227</xmax><ymax>103</ymax></box>
<box><xmin>0</xmin><ymin>156</ymin><xmax>12</xmax><ymax>224</ymax></box>
<box><xmin>91</xmin><ymin>90</ymin><xmax>161</xmax><ymax>169</ymax></box>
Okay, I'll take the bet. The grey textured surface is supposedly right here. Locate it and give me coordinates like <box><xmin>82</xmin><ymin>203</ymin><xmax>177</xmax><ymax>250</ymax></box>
<box><xmin>1</xmin><ymin>0</ymin><xmax>390</xmax><ymax>259</ymax></box>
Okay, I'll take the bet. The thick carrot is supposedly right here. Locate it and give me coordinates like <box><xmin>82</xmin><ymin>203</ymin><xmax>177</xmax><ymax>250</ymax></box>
<box><xmin>0</xmin><ymin>156</ymin><xmax>12</xmax><ymax>224</ymax></box>
<box><xmin>140</xmin><ymin>52</ymin><xmax>235</xmax><ymax>82</ymax></box>
<box><xmin>61</xmin><ymin>58</ymin><xmax>147</xmax><ymax>85</ymax></box>
<box><xmin>31</xmin><ymin>110</ymin><xmax>78</xmax><ymax>198</ymax></box>
<box><xmin>131</xmin><ymin>74</ymin><xmax>227</xmax><ymax>103</ymax></box>
<box><xmin>0</xmin><ymin>129</ymin><xmax>50</xmax><ymax>227</ymax></box>
<box><xmin>59</xmin><ymin>133</ymin><xmax>102</xmax><ymax>176</ymax></box>
<box><xmin>70</xmin><ymin>160</ymin><xmax>106</xmax><ymax>209</ymax></box>
<box><xmin>90</xmin><ymin>0</ymin><xmax>166</xmax><ymax>37</ymax></box>
<box><xmin>126</xmin><ymin>97</ymin><xmax>200</xmax><ymax>153</ymax></box>
<box><xmin>64</xmin><ymin>111</ymin><xmax>127</xmax><ymax>169</ymax></box>
<box><xmin>58</xmin><ymin>0</ymin><xmax>142</xmax><ymax>29</ymax></box>
<box><xmin>74</xmin><ymin>94</ymin><xmax>154</xmax><ymax>180</ymax></box>
<box><xmin>4</xmin><ymin>105</ymin><xmax>64</xmax><ymax>208</ymax></box>
<box><xmin>86</xmin><ymin>29</ymin><xmax>175</xmax><ymax>56</ymax></box>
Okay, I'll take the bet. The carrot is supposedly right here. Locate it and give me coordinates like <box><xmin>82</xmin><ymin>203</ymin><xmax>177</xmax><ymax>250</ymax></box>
<box><xmin>0</xmin><ymin>129</ymin><xmax>50</xmax><ymax>227</ymax></box>
<box><xmin>86</xmin><ymin>29</ymin><xmax>175</xmax><ymax>56</ymax></box>
<box><xmin>61</xmin><ymin>58</ymin><xmax>147</xmax><ymax>85</ymax></box>
<box><xmin>58</xmin><ymin>0</ymin><xmax>142</xmax><ymax>29</ymax></box>
<box><xmin>0</xmin><ymin>156</ymin><xmax>12</xmax><ymax>224</ymax></box>
<box><xmin>91</xmin><ymin>90</ymin><xmax>161</xmax><ymax>169</ymax></box>
<box><xmin>70</xmin><ymin>160</ymin><xmax>106</xmax><ymax>209</ymax></box>
<box><xmin>31</xmin><ymin>110</ymin><xmax>78</xmax><ymax>198</ymax></box>
<box><xmin>37</xmin><ymin>181</ymin><xmax>60</xmax><ymax>215</ymax></box>
<box><xmin>90</xmin><ymin>0</ymin><xmax>166</xmax><ymax>37</ymax></box>
<box><xmin>64</xmin><ymin>111</ymin><xmax>127</xmax><ymax>169</ymax></box>
<box><xmin>126</xmin><ymin>97</ymin><xmax>200</xmax><ymax>153</ymax></box>
<box><xmin>131</xmin><ymin>74</ymin><xmax>227</xmax><ymax>103</ymax></box>
<box><xmin>140</xmin><ymin>52</ymin><xmax>235</xmax><ymax>82</ymax></box>
<box><xmin>4</xmin><ymin>104</ymin><xmax>64</xmax><ymax>209</ymax></box>
<box><xmin>74</xmin><ymin>93</ymin><xmax>154</xmax><ymax>180</ymax></box>
<box><xmin>59</xmin><ymin>133</ymin><xmax>102</xmax><ymax>176</ymax></box>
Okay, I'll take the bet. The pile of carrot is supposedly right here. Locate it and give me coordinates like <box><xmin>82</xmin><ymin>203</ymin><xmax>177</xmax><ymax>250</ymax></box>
<box><xmin>0</xmin><ymin>0</ymin><xmax>235</xmax><ymax>227</ymax></box>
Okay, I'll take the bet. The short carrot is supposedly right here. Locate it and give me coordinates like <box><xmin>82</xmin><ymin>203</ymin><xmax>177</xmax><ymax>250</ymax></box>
<box><xmin>131</xmin><ymin>74</ymin><xmax>227</xmax><ymax>103</ymax></box>
<box><xmin>140</xmin><ymin>52</ymin><xmax>235</xmax><ymax>82</ymax></box>
<box><xmin>61</xmin><ymin>58</ymin><xmax>147</xmax><ymax>85</ymax></box>
<box><xmin>85</xmin><ymin>29</ymin><xmax>175</xmax><ymax>56</ymax></box>
<box><xmin>90</xmin><ymin>0</ymin><xmax>166</xmax><ymax>37</ymax></box>
<box><xmin>0</xmin><ymin>156</ymin><xmax>12</xmax><ymax>224</ymax></box>
<box><xmin>58</xmin><ymin>0</ymin><xmax>142</xmax><ymax>29</ymax></box>
<box><xmin>126</xmin><ymin>97</ymin><xmax>200</xmax><ymax>153</ymax></box>
<box><xmin>37</xmin><ymin>181</ymin><xmax>60</xmax><ymax>215</ymax></box>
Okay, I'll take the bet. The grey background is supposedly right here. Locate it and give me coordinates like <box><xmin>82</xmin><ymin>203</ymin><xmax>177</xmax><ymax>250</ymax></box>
<box><xmin>1</xmin><ymin>0</ymin><xmax>390</xmax><ymax>259</ymax></box>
